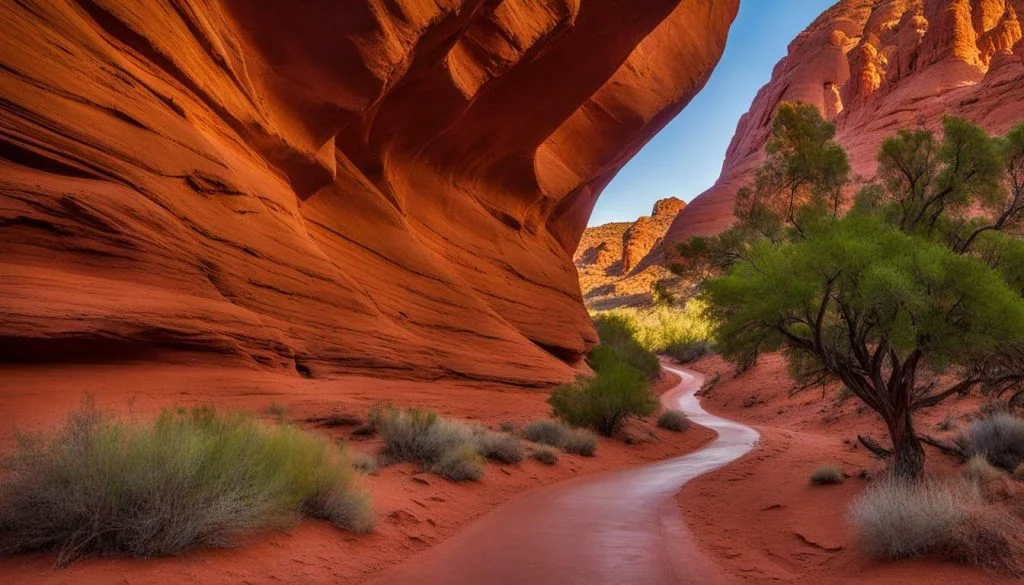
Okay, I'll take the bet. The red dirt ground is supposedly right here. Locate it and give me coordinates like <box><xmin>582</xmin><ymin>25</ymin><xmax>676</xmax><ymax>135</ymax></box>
<box><xmin>679</xmin><ymin>354</ymin><xmax>1022</xmax><ymax>584</ymax></box>
<box><xmin>0</xmin><ymin>364</ymin><xmax>713</xmax><ymax>584</ymax></box>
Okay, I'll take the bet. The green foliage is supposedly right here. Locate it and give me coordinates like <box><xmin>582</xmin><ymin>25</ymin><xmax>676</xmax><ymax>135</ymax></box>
<box><xmin>0</xmin><ymin>403</ymin><xmax>372</xmax><ymax>565</ymax></box>
<box><xmin>706</xmin><ymin>216</ymin><xmax>1024</xmax><ymax>376</ymax></box>
<box><xmin>593</xmin><ymin>302</ymin><xmax>713</xmax><ymax>358</ymax></box>
<box><xmin>591</xmin><ymin>313</ymin><xmax>660</xmax><ymax>378</ymax></box>
<box><xmin>657</xmin><ymin>409</ymin><xmax>690</xmax><ymax>432</ymax></box>
<box><xmin>548</xmin><ymin>355</ymin><xmax>658</xmax><ymax>437</ymax></box>
<box><xmin>374</xmin><ymin>407</ymin><xmax>483</xmax><ymax>482</ymax></box>
<box><xmin>688</xmin><ymin>102</ymin><xmax>1024</xmax><ymax>479</ymax></box>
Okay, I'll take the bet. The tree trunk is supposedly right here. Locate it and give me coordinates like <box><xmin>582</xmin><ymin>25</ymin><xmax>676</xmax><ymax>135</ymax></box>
<box><xmin>886</xmin><ymin>400</ymin><xmax>925</xmax><ymax>480</ymax></box>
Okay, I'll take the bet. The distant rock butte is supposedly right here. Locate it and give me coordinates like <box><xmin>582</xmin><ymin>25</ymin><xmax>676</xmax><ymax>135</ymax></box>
<box><xmin>575</xmin><ymin>197</ymin><xmax>685</xmax><ymax>308</ymax></box>
<box><xmin>668</xmin><ymin>0</ymin><xmax>1024</xmax><ymax>245</ymax></box>
<box><xmin>0</xmin><ymin>1</ymin><xmax>737</xmax><ymax>385</ymax></box>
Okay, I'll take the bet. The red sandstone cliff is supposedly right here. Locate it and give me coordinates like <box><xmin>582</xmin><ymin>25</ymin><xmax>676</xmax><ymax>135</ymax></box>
<box><xmin>574</xmin><ymin>197</ymin><xmax>684</xmax><ymax>308</ymax></box>
<box><xmin>668</xmin><ymin>0</ymin><xmax>1024</xmax><ymax>243</ymax></box>
<box><xmin>0</xmin><ymin>0</ymin><xmax>738</xmax><ymax>385</ymax></box>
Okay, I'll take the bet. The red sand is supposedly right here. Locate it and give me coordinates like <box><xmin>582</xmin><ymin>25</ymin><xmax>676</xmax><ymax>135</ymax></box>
<box><xmin>679</xmin><ymin>354</ymin><xmax>1021</xmax><ymax>584</ymax></box>
<box><xmin>0</xmin><ymin>364</ymin><xmax>713</xmax><ymax>584</ymax></box>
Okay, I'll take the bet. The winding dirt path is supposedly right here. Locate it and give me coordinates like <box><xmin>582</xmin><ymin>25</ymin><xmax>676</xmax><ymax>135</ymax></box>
<box><xmin>369</xmin><ymin>364</ymin><xmax>760</xmax><ymax>585</ymax></box>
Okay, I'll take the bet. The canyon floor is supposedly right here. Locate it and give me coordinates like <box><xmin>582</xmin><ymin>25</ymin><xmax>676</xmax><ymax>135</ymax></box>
<box><xmin>0</xmin><ymin>363</ymin><xmax>713</xmax><ymax>584</ymax></box>
<box><xmin>1</xmin><ymin>357</ymin><xmax>1016</xmax><ymax>584</ymax></box>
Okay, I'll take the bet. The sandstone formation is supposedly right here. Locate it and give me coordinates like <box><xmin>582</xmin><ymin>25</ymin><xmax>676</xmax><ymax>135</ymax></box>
<box><xmin>575</xmin><ymin>197</ymin><xmax>684</xmax><ymax>308</ymax></box>
<box><xmin>0</xmin><ymin>1</ymin><xmax>738</xmax><ymax>385</ymax></box>
<box><xmin>668</xmin><ymin>0</ymin><xmax>1024</xmax><ymax>243</ymax></box>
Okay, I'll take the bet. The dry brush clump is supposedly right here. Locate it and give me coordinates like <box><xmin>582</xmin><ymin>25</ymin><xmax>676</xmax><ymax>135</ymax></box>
<box><xmin>0</xmin><ymin>403</ymin><xmax>372</xmax><ymax>566</ymax></box>
<box><xmin>531</xmin><ymin>446</ymin><xmax>559</xmax><ymax>465</ymax></box>
<box><xmin>372</xmin><ymin>407</ymin><xmax>483</xmax><ymax>482</ymax></box>
<box><xmin>657</xmin><ymin>410</ymin><xmax>690</xmax><ymax>432</ymax></box>
<box><xmin>373</xmin><ymin>407</ymin><xmax>526</xmax><ymax>480</ymax></box>
<box><xmin>522</xmin><ymin>420</ymin><xmax>597</xmax><ymax>456</ymax></box>
<box><xmin>962</xmin><ymin>413</ymin><xmax>1024</xmax><ymax>471</ymax></box>
<box><xmin>848</xmin><ymin>476</ymin><xmax>1024</xmax><ymax>575</ymax></box>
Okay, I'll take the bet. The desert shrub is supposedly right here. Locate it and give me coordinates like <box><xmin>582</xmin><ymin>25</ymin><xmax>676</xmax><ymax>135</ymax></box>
<box><xmin>664</xmin><ymin>340</ymin><xmax>711</xmax><ymax>364</ymax></box>
<box><xmin>562</xmin><ymin>428</ymin><xmax>598</xmax><ymax>456</ymax></box>
<box><xmin>532</xmin><ymin>446</ymin><xmax>558</xmax><ymax>465</ymax></box>
<box><xmin>523</xmin><ymin>419</ymin><xmax>569</xmax><ymax>447</ymax></box>
<box><xmin>549</xmin><ymin>353</ymin><xmax>658</xmax><ymax>436</ymax></box>
<box><xmin>810</xmin><ymin>466</ymin><xmax>844</xmax><ymax>485</ymax></box>
<box><xmin>322</xmin><ymin>413</ymin><xmax>362</xmax><ymax>427</ymax></box>
<box><xmin>374</xmin><ymin>407</ymin><xmax>483</xmax><ymax>482</ymax></box>
<box><xmin>591</xmin><ymin>314</ymin><xmax>660</xmax><ymax>378</ymax></box>
<box><xmin>432</xmin><ymin>444</ymin><xmax>484</xmax><ymax>481</ymax></box>
<box><xmin>1015</xmin><ymin>463</ymin><xmax>1024</xmax><ymax>480</ymax></box>
<box><xmin>498</xmin><ymin>421</ymin><xmax>517</xmax><ymax>434</ymax></box>
<box><xmin>848</xmin><ymin>477</ymin><xmax>1024</xmax><ymax>574</ymax></box>
<box><xmin>595</xmin><ymin>303</ymin><xmax>713</xmax><ymax>361</ymax></box>
<box><xmin>657</xmin><ymin>410</ymin><xmax>690</xmax><ymax>432</ymax></box>
<box><xmin>962</xmin><ymin>454</ymin><xmax>1001</xmax><ymax>483</ymax></box>
<box><xmin>0</xmin><ymin>403</ymin><xmax>372</xmax><ymax>565</ymax></box>
<box><xmin>473</xmin><ymin>431</ymin><xmax>525</xmax><ymax>464</ymax></box>
<box><xmin>350</xmin><ymin>451</ymin><xmax>379</xmax><ymax>475</ymax></box>
<box><xmin>963</xmin><ymin>413</ymin><xmax>1024</xmax><ymax>470</ymax></box>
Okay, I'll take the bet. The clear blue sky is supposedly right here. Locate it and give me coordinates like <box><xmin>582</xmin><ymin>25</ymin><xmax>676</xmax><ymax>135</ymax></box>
<box><xmin>588</xmin><ymin>0</ymin><xmax>836</xmax><ymax>226</ymax></box>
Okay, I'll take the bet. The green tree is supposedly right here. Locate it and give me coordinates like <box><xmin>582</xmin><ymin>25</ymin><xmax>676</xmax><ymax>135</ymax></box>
<box><xmin>688</xmin><ymin>102</ymin><xmax>1024</xmax><ymax>479</ymax></box>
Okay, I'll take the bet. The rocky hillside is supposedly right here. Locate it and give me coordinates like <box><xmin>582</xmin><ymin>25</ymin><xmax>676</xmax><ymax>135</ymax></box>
<box><xmin>668</xmin><ymin>0</ymin><xmax>1024</xmax><ymax>242</ymax></box>
<box><xmin>0</xmin><ymin>1</ymin><xmax>739</xmax><ymax>385</ymax></box>
<box><xmin>575</xmin><ymin>197</ymin><xmax>684</xmax><ymax>309</ymax></box>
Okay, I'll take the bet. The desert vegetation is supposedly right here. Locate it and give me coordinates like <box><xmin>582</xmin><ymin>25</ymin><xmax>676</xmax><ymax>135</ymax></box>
<box><xmin>549</xmin><ymin>315</ymin><xmax>660</xmax><ymax>437</ymax></box>
<box><xmin>0</xmin><ymin>402</ymin><xmax>372</xmax><ymax>566</ymax></box>
<box><xmin>522</xmin><ymin>419</ymin><xmax>598</xmax><ymax>456</ymax></box>
<box><xmin>849</xmin><ymin>477</ymin><xmax>1024</xmax><ymax>575</ymax></box>
<box><xmin>371</xmin><ymin>406</ymin><xmax>533</xmax><ymax>480</ymax></box>
<box><xmin>592</xmin><ymin>302</ymin><xmax>714</xmax><ymax>364</ymax></box>
<box><xmin>656</xmin><ymin>409</ymin><xmax>690</xmax><ymax>432</ymax></box>
<box><xmin>679</xmin><ymin>102</ymin><xmax>1024</xmax><ymax>480</ymax></box>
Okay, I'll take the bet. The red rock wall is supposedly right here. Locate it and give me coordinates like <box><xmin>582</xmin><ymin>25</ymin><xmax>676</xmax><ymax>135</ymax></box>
<box><xmin>0</xmin><ymin>0</ymin><xmax>737</xmax><ymax>385</ymax></box>
<box><xmin>669</xmin><ymin>0</ymin><xmax>1024</xmax><ymax>242</ymax></box>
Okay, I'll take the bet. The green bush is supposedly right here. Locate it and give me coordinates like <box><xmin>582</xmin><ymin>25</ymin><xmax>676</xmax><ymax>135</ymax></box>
<box><xmin>594</xmin><ymin>302</ymin><xmax>713</xmax><ymax>360</ymax></box>
<box><xmin>809</xmin><ymin>466</ymin><xmax>844</xmax><ymax>485</ymax></box>
<box><xmin>664</xmin><ymin>340</ymin><xmax>710</xmax><ymax>363</ymax></box>
<box><xmin>532</xmin><ymin>446</ymin><xmax>558</xmax><ymax>465</ymax></box>
<box><xmin>657</xmin><ymin>410</ymin><xmax>690</xmax><ymax>432</ymax></box>
<box><xmin>373</xmin><ymin>407</ymin><xmax>483</xmax><ymax>482</ymax></box>
<box><xmin>963</xmin><ymin>413</ymin><xmax>1024</xmax><ymax>470</ymax></box>
<box><xmin>591</xmin><ymin>314</ymin><xmax>660</xmax><ymax>378</ymax></box>
<box><xmin>549</xmin><ymin>355</ymin><xmax>658</xmax><ymax>436</ymax></box>
<box><xmin>473</xmin><ymin>431</ymin><xmax>525</xmax><ymax>464</ymax></box>
<box><xmin>523</xmin><ymin>419</ymin><xmax>569</xmax><ymax>447</ymax></box>
<box><xmin>848</xmin><ymin>477</ymin><xmax>1024</xmax><ymax>575</ymax></box>
<box><xmin>562</xmin><ymin>428</ymin><xmax>598</xmax><ymax>456</ymax></box>
<box><xmin>0</xmin><ymin>403</ymin><xmax>372</xmax><ymax>566</ymax></box>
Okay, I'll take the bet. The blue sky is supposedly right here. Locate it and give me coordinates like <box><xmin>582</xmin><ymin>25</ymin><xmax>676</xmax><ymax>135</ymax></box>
<box><xmin>587</xmin><ymin>0</ymin><xmax>836</xmax><ymax>226</ymax></box>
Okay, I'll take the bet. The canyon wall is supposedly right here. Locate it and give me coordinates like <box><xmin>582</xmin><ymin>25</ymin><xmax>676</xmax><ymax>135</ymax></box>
<box><xmin>575</xmin><ymin>197</ymin><xmax>684</xmax><ymax>308</ymax></box>
<box><xmin>0</xmin><ymin>0</ymin><xmax>738</xmax><ymax>385</ymax></box>
<box><xmin>669</xmin><ymin>0</ymin><xmax>1024</xmax><ymax>242</ymax></box>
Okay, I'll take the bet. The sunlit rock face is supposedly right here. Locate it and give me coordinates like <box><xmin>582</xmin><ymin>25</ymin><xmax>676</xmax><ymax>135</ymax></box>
<box><xmin>0</xmin><ymin>0</ymin><xmax>737</xmax><ymax>385</ymax></box>
<box><xmin>668</xmin><ymin>0</ymin><xmax>1024</xmax><ymax>243</ymax></box>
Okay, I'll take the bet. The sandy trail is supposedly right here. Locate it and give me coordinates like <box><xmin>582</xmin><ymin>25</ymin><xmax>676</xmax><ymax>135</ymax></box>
<box><xmin>370</xmin><ymin>364</ymin><xmax>760</xmax><ymax>585</ymax></box>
